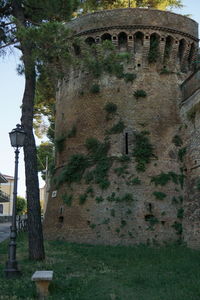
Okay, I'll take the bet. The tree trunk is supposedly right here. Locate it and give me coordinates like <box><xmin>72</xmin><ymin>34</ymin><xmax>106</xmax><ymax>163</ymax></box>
<box><xmin>12</xmin><ymin>0</ymin><xmax>45</xmax><ymax>260</ymax></box>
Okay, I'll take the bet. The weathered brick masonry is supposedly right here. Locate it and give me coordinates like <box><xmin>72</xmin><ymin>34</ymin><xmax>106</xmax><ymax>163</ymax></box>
<box><xmin>44</xmin><ymin>8</ymin><xmax>200</xmax><ymax>247</ymax></box>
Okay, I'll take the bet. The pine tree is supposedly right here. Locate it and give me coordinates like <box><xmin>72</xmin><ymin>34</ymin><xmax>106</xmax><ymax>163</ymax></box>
<box><xmin>0</xmin><ymin>0</ymin><xmax>78</xmax><ymax>260</ymax></box>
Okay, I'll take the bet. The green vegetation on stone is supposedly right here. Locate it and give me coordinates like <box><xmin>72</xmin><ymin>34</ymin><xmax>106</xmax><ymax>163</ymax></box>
<box><xmin>55</xmin><ymin>135</ymin><xmax>66</xmax><ymax>152</ymax></box>
<box><xmin>107</xmin><ymin>120</ymin><xmax>125</xmax><ymax>134</ymax></box>
<box><xmin>62</xmin><ymin>193</ymin><xmax>73</xmax><ymax>207</ymax></box>
<box><xmin>134</xmin><ymin>89</ymin><xmax>147</xmax><ymax>99</ymax></box>
<box><xmin>133</xmin><ymin>131</ymin><xmax>155</xmax><ymax>172</ymax></box>
<box><xmin>172</xmin><ymin>135</ymin><xmax>183</xmax><ymax>147</ymax></box>
<box><xmin>90</xmin><ymin>83</ymin><xmax>100</xmax><ymax>94</ymax></box>
<box><xmin>153</xmin><ymin>191</ymin><xmax>167</xmax><ymax>200</ymax></box>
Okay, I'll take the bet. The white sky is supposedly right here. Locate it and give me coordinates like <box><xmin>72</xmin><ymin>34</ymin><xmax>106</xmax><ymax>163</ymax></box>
<box><xmin>0</xmin><ymin>0</ymin><xmax>200</xmax><ymax>198</ymax></box>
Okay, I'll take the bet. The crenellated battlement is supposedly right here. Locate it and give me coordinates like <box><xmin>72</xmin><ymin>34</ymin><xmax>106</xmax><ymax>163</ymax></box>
<box><xmin>69</xmin><ymin>8</ymin><xmax>199</xmax><ymax>72</ymax></box>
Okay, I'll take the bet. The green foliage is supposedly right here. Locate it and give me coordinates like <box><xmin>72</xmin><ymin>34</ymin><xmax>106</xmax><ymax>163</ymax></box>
<box><xmin>86</xmin><ymin>186</ymin><xmax>94</xmax><ymax>196</ymax></box>
<box><xmin>79</xmin><ymin>193</ymin><xmax>88</xmax><ymax>205</ymax></box>
<box><xmin>55</xmin><ymin>154</ymin><xmax>90</xmax><ymax>187</ymax></box>
<box><xmin>178</xmin><ymin>147</ymin><xmax>186</xmax><ymax>162</ymax></box>
<box><xmin>89</xmin><ymin>223</ymin><xmax>96</xmax><ymax>229</ymax></box>
<box><xmin>145</xmin><ymin>215</ymin><xmax>159</xmax><ymax>227</ymax></box>
<box><xmin>104</xmin><ymin>102</ymin><xmax>117</xmax><ymax>114</ymax></box>
<box><xmin>37</xmin><ymin>141</ymin><xmax>54</xmax><ymax>180</ymax></box>
<box><xmin>134</xmin><ymin>90</ymin><xmax>147</xmax><ymax>99</ymax></box>
<box><xmin>84</xmin><ymin>138</ymin><xmax>112</xmax><ymax>189</ymax></box>
<box><xmin>55</xmin><ymin>135</ymin><xmax>66</xmax><ymax>153</ymax></box>
<box><xmin>172</xmin><ymin>221</ymin><xmax>183</xmax><ymax>235</ymax></box>
<box><xmin>133</xmin><ymin>131</ymin><xmax>155</xmax><ymax>172</ymax></box>
<box><xmin>123</xmin><ymin>73</ymin><xmax>137</xmax><ymax>83</ymax></box>
<box><xmin>84</xmin><ymin>171</ymin><xmax>94</xmax><ymax>184</ymax></box>
<box><xmin>187</xmin><ymin>102</ymin><xmax>200</xmax><ymax>123</ymax></box>
<box><xmin>107</xmin><ymin>120</ymin><xmax>125</xmax><ymax>134</ymax></box>
<box><xmin>62</xmin><ymin>193</ymin><xmax>73</xmax><ymax>207</ymax></box>
<box><xmin>16</xmin><ymin>197</ymin><xmax>27</xmax><ymax>215</ymax></box>
<box><xmin>172</xmin><ymin>196</ymin><xmax>183</xmax><ymax>205</ymax></box>
<box><xmin>90</xmin><ymin>84</ymin><xmax>100</xmax><ymax>94</ymax></box>
<box><xmin>107</xmin><ymin>192</ymin><xmax>135</xmax><ymax>203</ymax></box>
<box><xmin>151</xmin><ymin>172</ymin><xmax>180</xmax><ymax>186</ymax></box>
<box><xmin>114</xmin><ymin>165</ymin><xmax>128</xmax><ymax>177</ymax></box>
<box><xmin>118</xmin><ymin>155</ymin><xmax>131</xmax><ymax>163</ymax></box>
<box><xmin>160</xmin><ymin>67</ymin><xmax>172</xmax><ymax>74</ymax></box>
<box><xmin>177</xmin><ymin>208</ymin><xmax>184</xmax><ymax>219</ymax></box>
<box><xmin>172</xmin><ymin>135</ymin><xmax>183</xmax><ymax>147</ymax></box>
<box><xmin>131</xmin><ymin>177</ymin><xmax>141</xmax><ymax>185</ymax></box>
<box><xmin>95</xmin><ymin>196</ymin><xmax>104</xmax><ymax>203</ymax></box>
<box><xmin>153</xmin><ymin>191</ymin><xmax>167</xmax><ymax>200</ymax></box>
<box><xmin>120</xmin><ymin>220</ymin><xmax>127</xmax><ymax>228</ymax></box>
<box><xmin>80</xmin><ymin>0</ymin><xmax>183</xmax><ymax>11</ymax></box>
<box><xmin>67</xmin><ymin>125</ymin><xmax>77</xmax><ymax>138</ymax></box>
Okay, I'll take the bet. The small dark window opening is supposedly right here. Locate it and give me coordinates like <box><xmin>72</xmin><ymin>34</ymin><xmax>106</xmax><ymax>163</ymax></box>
<box><xmin>161</xmin><ymin>37</ymin><xmax>165</xmax><ymax>41</ymax></box>
<box><xmin>113</xmin><ymin>36</ymin><xmax>117</xmax><ymax>40</ymax></box>
<box><xmin>58</xmin><ymin>216</ymin><xmax>64</xmax><ymax>223</ymax></box>
<box><xmin>125</xmin><ymin>132</ymin><xmax>129</xmax><ymax>155</ymax></box>
<box><xmin>129</xmin><ymin>36</ymin><xmax>133</xmax><ymax>40</ymax></box>
<box><xmin>101</xmin><ymin>33</ymin><xmax>112</xmax><ymax>41</ymax></box>
<box><xmin>146</xmin><ymin>36</ymin><xmax>149</xmax><ymax>39</ymax></box>
<box><xmin>178</xmin><ymin>39</ymin><xmax>186</xmax><ymax>63</ymax></box>
<box><xmin>0</xmin><ymin>204</ymin><xmax>3</xmax><ymax>214</ymax></box>
<box><xmin>148</xmin><ymin>203</ymin><xmax>152</xmax><ymax>212</ymax></box>
<box><xmin>137</xmin><ymin>63</ymin><xmax>141</xmax><ymax>67</ymax></box>
<box><xmin>85</xmin><ymin>37</ymin><xmax>95</xmax><ymax>46</ymax></box>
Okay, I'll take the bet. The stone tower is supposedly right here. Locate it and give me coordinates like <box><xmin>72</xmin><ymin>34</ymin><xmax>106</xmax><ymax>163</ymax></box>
<box><xmin>44</xmin><ymin>8</ymin><xmax>199</xmax><ymax>247</ymax></box>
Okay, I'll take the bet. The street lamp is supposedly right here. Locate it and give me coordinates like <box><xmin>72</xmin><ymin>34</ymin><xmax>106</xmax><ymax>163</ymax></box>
<box><xmin>5</xmin><ymin>124</ymin><xmax>26</xmax><ymax>278</ymax></box>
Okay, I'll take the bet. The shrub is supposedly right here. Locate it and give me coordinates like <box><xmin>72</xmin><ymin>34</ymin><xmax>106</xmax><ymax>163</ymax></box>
<box><xmin>104</xmin><ymin>102</ymin><xmax>117</xmax><ymax>114</ymax></box>
<box><xmin>145</xmin><ymin>215</ymin><xmax>159</xmax><ymax>226</ymax></box>
<box><xmin>55</xmin><ymin>154</ymin><xmax>90</xmax><ymax>187</ymax></box>
<box><xmin>90</xmin><ymin>84</ymin><xmax>100</xmax><ymax>94</ymax></box>
<box><xmin>79</xmin><ymin>193</ymin><xmax>87</xmax><ymax>205</ymax></box>
<box><xmin>107</xmin><ymin>120</ymin><xmax>125</xmax><ymax>134</ymax></box>
<box><xmin>55</xmin><ymin>135</ymin><xmax>66</xmax><ymax>152</ymax></box>
<box><xmin>153</xmin><ymin>191</ymin><xmax>167</xmax><ymax>200</ymax></box>
<box><xmin>133</xmin><ymin>131</ymin><xmax>155</xmax><ymax>172</ymax></box>
<box><xmin>172</xmin><ymin>221</ymin><xmax>182</xmax><ymax>235</ymax></box>
<box><xmin>62</xmin><ymin>194</ymin><xmax>73</xmax><ymax>207</ymax></box>
<box><xmin>95</xmin><ymin>196</ymin><xmax>104</xmax><ymax>203</ymax></box>
<box><xmin>134</xmin><ymin>90</ymin><xmax>147</xmax><ymax>99</ymax></box>
<box><xmin>172</xmin><ymin>135</ymin><xmax>183</xmax><ymax>147</ymax></box>
<box><xmin>67</xmin><ymin>125</ymin><xmax>77</xmax><ymax>138</ymax></box>
<box><xmin>177</xmin><ymin>208</ymin><xmax>184</xmax><ymax>219</ymax></box>
<box><xmin>178</xmin><ymin>147</ymin><xmax>186</xmax><ymax>162</ymax></box>
<box><xmin>131</xmin><ymin>177</ymin><xmax>141</xmax><ymax>185</ymax></box>
<box><xmin>124</xmin><ymin>73</ymin><xmax>136</xmax><ymax>83</ymax></box>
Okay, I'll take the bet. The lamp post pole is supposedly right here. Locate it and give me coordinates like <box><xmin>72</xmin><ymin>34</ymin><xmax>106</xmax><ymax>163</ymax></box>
<box><xmin>5</xmin><ymin>148</ymin><xmax>20</xmax><ymax>278</ymax></box>
<box><xmin>5</xmin><ymin>124</ymin><xmax>26</xmax><ymax>279</ymax></box>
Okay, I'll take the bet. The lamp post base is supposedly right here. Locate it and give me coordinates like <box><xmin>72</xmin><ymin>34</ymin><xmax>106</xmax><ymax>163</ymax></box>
<box><xmin>5</xmin><ymin>260</ymin><xmax>21</xmax><ymax>279</ymax></box>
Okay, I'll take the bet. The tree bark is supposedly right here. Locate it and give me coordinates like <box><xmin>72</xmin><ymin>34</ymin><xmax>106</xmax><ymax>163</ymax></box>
<box><xmin>12</xmin><ymin>0</ymin><xmax>45</xmax><ymax>260</ymax></box>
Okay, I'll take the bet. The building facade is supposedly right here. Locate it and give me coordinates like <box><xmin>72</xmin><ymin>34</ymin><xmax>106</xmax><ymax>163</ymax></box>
<box><xmin>0</xmin><ymin>173</ymin><xmax>14</xmax><ymax>216</ymax></box>
<box><xmin>44</xmin><ymin>8</ymin><xmax>200</xmax><ymax>248</ymax></box>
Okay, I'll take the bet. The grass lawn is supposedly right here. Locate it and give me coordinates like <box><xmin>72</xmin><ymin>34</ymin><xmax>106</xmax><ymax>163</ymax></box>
<box><xmin>1</xmin><ymin>234</ymin><xmax>200</xmax><ymax>299</ymax></box>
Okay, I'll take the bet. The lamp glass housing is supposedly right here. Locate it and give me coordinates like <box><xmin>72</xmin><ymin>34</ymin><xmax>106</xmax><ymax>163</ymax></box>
<box><xmin>9</xmin><ymin>124</ymin><xmax>26</xmax><ymax>148</ymax></box>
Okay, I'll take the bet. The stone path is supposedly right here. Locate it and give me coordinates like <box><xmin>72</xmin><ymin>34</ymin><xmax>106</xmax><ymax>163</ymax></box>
<box><xmin>0</xmin><ymin>222</ymin><xmax>11</xmax><ymax>242</ymax></box>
